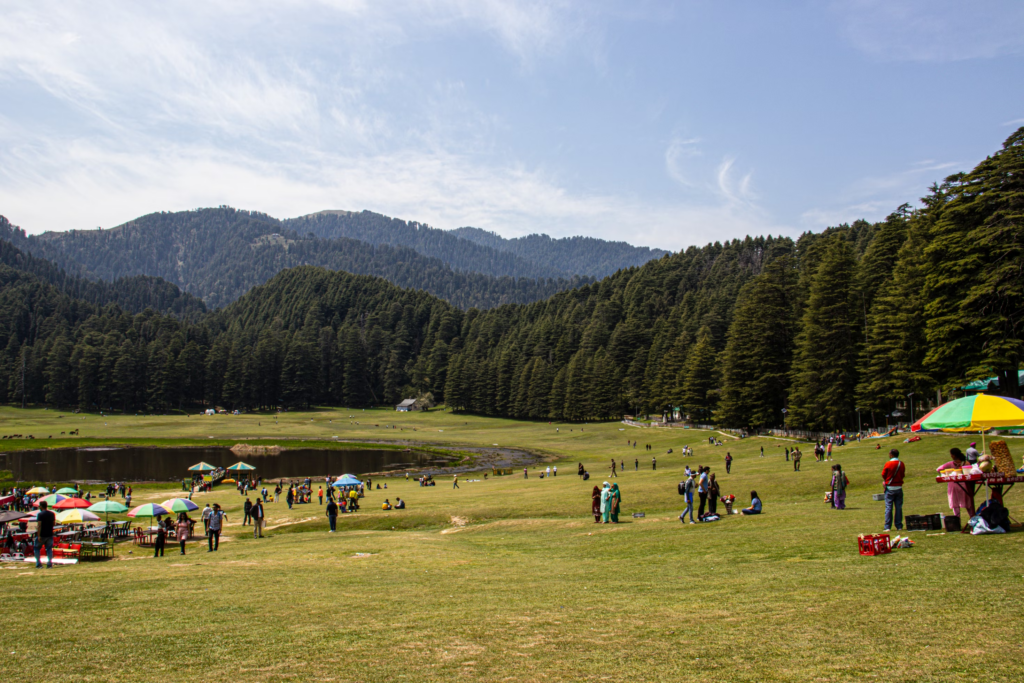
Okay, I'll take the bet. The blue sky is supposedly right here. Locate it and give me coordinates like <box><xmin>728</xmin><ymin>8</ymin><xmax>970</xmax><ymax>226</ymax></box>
<box><xmin>1</xmin><ymin>1</ymin><xmax>1022</xmax><ymax>251</ymax></box>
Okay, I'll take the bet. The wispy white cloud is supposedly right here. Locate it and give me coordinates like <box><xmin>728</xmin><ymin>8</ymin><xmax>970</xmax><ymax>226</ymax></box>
<box><xmin>836</xmin><ymin>0</ymin><xmax>1024</xmax><ymax>63</ymax></box>
<box><xmin>799</xmin><ymin>159</ymin><xmax>961</xmax><ymax>230</ymax></box>
<box><xmin>1003</xmin><ymin>117</ymin><xmax>1024</xmax><ymax>127</ymax></box>
<box><xmin>0</xmin><ymin>1</ymin><xmax>791</xmax><ymax>253</ymax></box>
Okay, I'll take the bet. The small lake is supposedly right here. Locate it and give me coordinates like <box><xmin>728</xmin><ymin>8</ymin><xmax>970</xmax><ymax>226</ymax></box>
<box><xmin>0</xmin><ymin>446</ymin><xmax>446</xmax><ymax>483</ymax></box>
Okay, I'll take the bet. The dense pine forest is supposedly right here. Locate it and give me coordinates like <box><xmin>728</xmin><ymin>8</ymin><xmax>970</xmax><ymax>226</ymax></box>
<box><xmin>0</xmin><ymin>128</ymin><xmax>1020</xmax><ymax>430</ymax></box>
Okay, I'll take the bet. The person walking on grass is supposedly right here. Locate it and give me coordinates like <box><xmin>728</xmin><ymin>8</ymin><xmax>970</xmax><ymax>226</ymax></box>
<box><xmin>680</xmin><ymin>473</ymin><xmax>695</xmax><ymax>524</ymax></box>
<box><xmin>243</xmin><ymin>497</ymin><xmax>252</xmax><ymax>526</ymax></box>
<box><xmin>207</xmin><ymin>504</ymin><xmax>226</xmax><ymax>552</ymax></box>
<box><xmin>610</xmin><ymin>483</ymin><xmax>621</xmax><ymax>523</ymax></box>
<box><xmin>793</xmin><ymin>448</ymin><xmax>801</xmax><ymax>472</ymax></box>
<box><xmin>318</xmin><ymin>486</ymin><xmax>324</xmax><ymax>505</ymax></box>
<box><xmin>33</xmin><ymin>500</ymin><xmax>55</xmax><ymax>568</ymax></box>
<box><xmin>600</xmin><ymin>482</ymin><xmax>612</xmax><ymax>523</ymax></box>
<box><xmin>725</xmin><ymin>452</ymin><xmax>732</xmax><ymax>474</ymax></box>
<box><xmin>882</xmin><ymin>449</ymin><xmax>906</xmax><ymax>532</ymax></box>
<box><xmin>652</xmin><ymin>456</ymin><xmax>657</xmax><ymax>471</ymax></box>
<box><xmin>591</xmin><ymin>485</ymin><xmax>601</xmax><ymax>523</ymax></box>
<box><xmin>286</xmin><ymin>487</ymin><xmax>294</xmax><ymax>509</ymax></box>
<box><xmin>252</xmin><ymin>498</ymin><xmax>265</xmax><ymax>538</ymax></box>
<box><xmin>453</xmin><ymin>474</ymin><xmax>460</xmax><ymax>489</ymax></box>
<box><xmin>176</xmin><ymin>512</ymin><xmax>190</xmax><ymax>554</ymax></box>
<box><xmin>610</xmin><ymin>459</ymin><xmax>617</xmax><ymax>478</ymax></box>
<box><xmin>635</xmin><ymin>458</ymin><xmax>638</xmax><ymax>471</ymax></box>
<box><xmin>326</xmin><ymin>497</ymin><xmax>338</xmax><ymax>532</ymax></box>
<box><xmin>154</xmin><ymin>523</ymin><xmax>166</xmax><ymax>558</ymax></box>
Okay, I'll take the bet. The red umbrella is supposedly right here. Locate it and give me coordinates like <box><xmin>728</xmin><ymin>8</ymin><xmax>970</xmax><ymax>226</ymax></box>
<box><xmin>52</xmin><ymin>497</ymin><xmax>92</xmax><ymax>510</ymax></box>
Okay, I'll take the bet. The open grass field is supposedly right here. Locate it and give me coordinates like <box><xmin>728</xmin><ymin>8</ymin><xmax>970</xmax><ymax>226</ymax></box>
<box><xmin>2</xmin><ymin>406</ymin><xmax>1023</xmax><ymax>681</ymax></box>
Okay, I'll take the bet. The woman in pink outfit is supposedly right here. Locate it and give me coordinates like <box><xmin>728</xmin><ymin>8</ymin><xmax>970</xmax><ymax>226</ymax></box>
<box><xmin>937</xmin><ymin>448</ymin><xmax>974</xmax><ymax>519</ymax></box>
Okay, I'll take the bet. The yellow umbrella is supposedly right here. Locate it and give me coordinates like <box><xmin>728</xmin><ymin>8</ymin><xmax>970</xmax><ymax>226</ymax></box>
<box><xmin>27</xmin><ymin>486</ymin><xmax>50</xmax><ymax>495</ymax></box>
<box><xmin>56</xmin><ymin>508</ymin><xmax>101</xmax><ymax>523</ymax></box>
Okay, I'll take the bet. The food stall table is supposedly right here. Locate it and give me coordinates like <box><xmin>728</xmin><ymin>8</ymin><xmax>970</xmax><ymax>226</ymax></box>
<box><xmin>936</xmin><ymin>471</ymin><xmax>1024</xmax><ymax>531</ymax></box>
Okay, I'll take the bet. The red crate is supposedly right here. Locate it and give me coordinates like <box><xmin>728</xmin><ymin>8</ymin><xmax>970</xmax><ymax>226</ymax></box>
<box><xmin>858</xmin><ymin>534</ymin><xmax>891</xmax><ymax>556</ymax></box>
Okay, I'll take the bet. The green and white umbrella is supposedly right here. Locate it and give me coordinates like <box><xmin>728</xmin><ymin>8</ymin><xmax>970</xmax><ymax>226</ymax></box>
<box><xmin>227</xmin><ymin>462</ymin><xmax>256</xmax><ymax>472</ymax></box>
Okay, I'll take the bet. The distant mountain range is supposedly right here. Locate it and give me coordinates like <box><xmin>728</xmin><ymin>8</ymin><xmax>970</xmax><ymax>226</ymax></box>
<box><xmin>1</xmin><ymin>208</ymin><xmax>667</xmax><ymax>309</ymax></box>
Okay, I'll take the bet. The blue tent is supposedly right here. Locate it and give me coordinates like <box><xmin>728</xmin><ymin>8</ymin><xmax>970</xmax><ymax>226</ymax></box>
<box><xmin>332</xmin><ymin>474</ymin><xmax>362</xmax><ymax>488</ymax></box>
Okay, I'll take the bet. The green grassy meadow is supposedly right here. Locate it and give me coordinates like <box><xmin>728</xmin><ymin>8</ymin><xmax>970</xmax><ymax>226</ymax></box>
<box><xmin>1</xmin><ymin>406</ymin><xmax>1023</xmax><ymax>681</ymax></box>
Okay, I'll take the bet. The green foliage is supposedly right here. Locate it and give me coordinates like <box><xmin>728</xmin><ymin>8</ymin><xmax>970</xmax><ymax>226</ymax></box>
<box><xmin>787</xmin><ymin>238</ymin><xmax>860</xmax><ymax>430</ymax></box>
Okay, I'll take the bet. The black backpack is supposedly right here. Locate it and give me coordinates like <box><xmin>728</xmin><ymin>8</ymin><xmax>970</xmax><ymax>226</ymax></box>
<box><xmin>678</xmin><ymin>481</ymin><xmax>685</xmax><ymax>495</ymax></box>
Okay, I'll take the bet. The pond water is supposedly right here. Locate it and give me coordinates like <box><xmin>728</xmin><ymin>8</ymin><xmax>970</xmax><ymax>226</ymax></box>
<box><xmin>0</xmin><ymin>446</ymin><xmax>445</xmax><ymax>483</ymax></box>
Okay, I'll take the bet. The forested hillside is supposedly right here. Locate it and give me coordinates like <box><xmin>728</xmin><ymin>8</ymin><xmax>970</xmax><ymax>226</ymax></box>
<box><xmin>0</xmin><ymin>223</ymin><xmax>206</xmax><ymax>320</ymax></box>
<box><xmin>288</xmin><ymin>210</ymin><xmax>667</xmax><ymax>279</ymax></box>
<box><xmin>451</xmin><ymin>227</ymin><xmax>669</xmax><ymax>279</ymax></box>
<box><xmin>1</xmin><ymin>128</ymin><xmax>1020</xmax><ymax>431</ymax></box>
<box><xmin>4</xmin><ymin>209</ymin><xmax>588</xmax><ymax>310</ymax></box>
<box><xmin>286</xmin><ymin>211</ymin><xmax>564</xmax><ymax>279</ymax></box>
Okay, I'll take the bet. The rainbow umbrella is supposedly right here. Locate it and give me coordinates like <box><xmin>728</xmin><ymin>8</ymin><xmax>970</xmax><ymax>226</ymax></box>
<box><xmin>56</xmin><ymin>509</ymin><xmax>100</xmax><ymax>523</ymax></box>
<box><xmin>128</xmin><ymin>503</ymin><xmax>170</xmax><ymax>519</ymax></box>
<box><xmin>911</xmin><ymin>394</ymin><xmax>1024</xmax><ymax>452</ymax></box>
<box><xmin>34</xmin><ymin>494</ymin><xmax>69</xmax><ymax>507</ymax></box>
<box><xmin>53</xmin><ymin>497</ymin><xmax>93</xmax><ymax>510</ymax></box>
<box><xmin>161</xmin><ymin>498</ymin><xmax>199</xmax><ymax>513</ymax></box>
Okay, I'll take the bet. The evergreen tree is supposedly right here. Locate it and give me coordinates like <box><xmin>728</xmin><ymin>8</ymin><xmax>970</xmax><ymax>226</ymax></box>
<box><xmin>787</xmin><ymin>238</ymin><xmax>860</xmax><ymax>430</ymax></box>
<box><xmin>717</xmin><ymin>256</ymin><xmax>799</xmax><ymax>428</ymax></box>
<box><xmin>680</xmin><ymin>326</ymin><xmax>718</xmax><ymax>423</ymax></box>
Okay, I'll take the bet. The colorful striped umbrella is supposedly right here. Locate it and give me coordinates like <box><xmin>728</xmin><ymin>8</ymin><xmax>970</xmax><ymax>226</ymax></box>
<box><xmin>911</xmin><ymin>394</ymin><xmax>1024</xmax><ymax>432</ymax></box>
<box><xmin>128</xmin><ymin>503</ymin><xmax>170</xmax><ymax>519</ymax></box>
<box><xmin>912</xmin><ymin>393</ymin><xmax>1024</xmax><ymax>453</ymax></box>
<box><xmin>161</xmin><ymin>498</ymin><xmax>199</xmax><ymax>513</ymax></box>
<box><xmin>52</xmin><ymin>497</ymin><xmax>93</xmax><ymax>510</ymax></box>
<box><xmin>56</xmin><ymin>509</ymin><xmax>100</xmax><ymax>523</ymax></box>
<box><xmin>26</xmin><ymin>487</ymin><xmax>51</xmax><ymax>495</ymax></box>
<box><xmin>227</xmin><ymin>462</ymin><xmax>256</xmax><ymax>471</ymax></box>
<box><xmin>34</xmin><ymin>494</ymin><xmax>69</xmax><ymax>507</ymax></box>
<box><xmin>188</xmin><ymin>462</ymin><xmax>217</xmax><ymax>472</ymax></box>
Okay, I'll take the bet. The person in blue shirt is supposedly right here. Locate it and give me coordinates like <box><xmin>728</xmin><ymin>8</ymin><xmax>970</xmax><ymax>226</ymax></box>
<box><xmin>741</xmin><ymin>491</ymin><xmax>762</xmax><ymax>515</ymax></box>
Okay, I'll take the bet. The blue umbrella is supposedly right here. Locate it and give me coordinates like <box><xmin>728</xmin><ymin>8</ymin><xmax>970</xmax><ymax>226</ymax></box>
<box><xmin>332</xmin><ymin>474</ymin><xmax>362</xmax><ymax>488</ymax></box>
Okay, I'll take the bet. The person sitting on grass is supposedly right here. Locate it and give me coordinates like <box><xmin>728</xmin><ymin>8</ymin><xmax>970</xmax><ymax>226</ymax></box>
<box><xmin>741</xmin><ymin>491</ymin><xmax>762</xmax><ymax>515</ymax></box>
<box><xmin>382</xmin><ymin>499</ymin><xmax>392</xmax><ymax>510</ymax></box>
<box><xmin>395</xmin><ymin>497</ymin><xmax>405</xmax><ymax>509</ymax></box>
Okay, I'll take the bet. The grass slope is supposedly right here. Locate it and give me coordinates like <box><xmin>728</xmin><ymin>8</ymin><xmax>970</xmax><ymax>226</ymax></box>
<box><xmin>1</xmin><ymin>407</ymin><xmax>1023</xmax><ymax>681</ymax></box>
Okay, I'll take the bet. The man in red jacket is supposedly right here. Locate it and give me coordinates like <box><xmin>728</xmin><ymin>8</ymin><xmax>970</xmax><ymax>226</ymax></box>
<box><xmin>881</xmin><ymin>449</ymin><xmax>906</xmax><ymax>532</ymax></box>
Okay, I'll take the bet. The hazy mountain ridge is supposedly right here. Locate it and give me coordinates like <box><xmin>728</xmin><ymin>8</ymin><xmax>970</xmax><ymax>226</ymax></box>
<box><xmin>2</xmin><ymin>209</ymin><xmax>593</xmax><ymax>310</ymax></box>
<box><xmin>451</xmin><ymin>226</ymin><xmax>670</xmax><ymax>279</ymax></box>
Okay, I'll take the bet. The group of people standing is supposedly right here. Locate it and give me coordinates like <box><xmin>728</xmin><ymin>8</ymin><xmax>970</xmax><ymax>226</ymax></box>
<box><xmin>678</xmin><ymin>466</ymin><xmax>722</xmax><ymax>523</ymax></box>
<box><xmin>591</xmin><ymin>482</ymin><xmax>621</xmax><ymax>523</ymax></box>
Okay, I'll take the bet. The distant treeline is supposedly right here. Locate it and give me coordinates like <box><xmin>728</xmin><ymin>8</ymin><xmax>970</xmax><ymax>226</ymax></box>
<box><xmin>0</xmin><ymin>128</ymin><xmax>1020</xmax><ymax>430</ymax></box>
